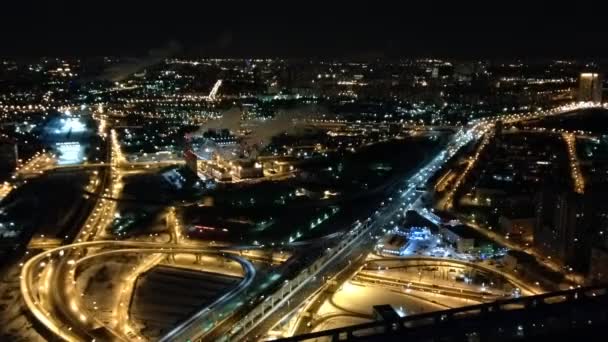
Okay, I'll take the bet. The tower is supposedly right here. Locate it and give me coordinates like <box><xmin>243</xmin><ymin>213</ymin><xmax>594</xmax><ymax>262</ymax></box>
<box><xmin>14</xmin><ymin>143</ymin><xmax>19</xmax><ymax>168</ymax></box>
<box><xmin>535</xmin><ymin>189</ymin><xmax>592</xmax><ymax>272</ymax></box>
<box><xmin>578</xmin><ymin>72</ymin><xmax>602</xmax><ymax>103</ymax></box>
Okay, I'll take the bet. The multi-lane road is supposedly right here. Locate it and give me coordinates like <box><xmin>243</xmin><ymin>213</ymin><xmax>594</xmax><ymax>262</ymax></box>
<box><xmin>254</xmin><ymin>104</ymin><xmax>592</xmax><ymax>340</ymax></box>
<box><xmin>20</xmin><ymin>240</ymin><xmax>257</xmax><ymax>341</ymax></box>
<box><xmin>16</xmin><ymin>103</ymin><xmax>596</xmax><ymax>342</ymax></box>
<box><xmin>229</xmin><ymin>113</ymin><xmax>488</xmax><ymax>340</ymax></box>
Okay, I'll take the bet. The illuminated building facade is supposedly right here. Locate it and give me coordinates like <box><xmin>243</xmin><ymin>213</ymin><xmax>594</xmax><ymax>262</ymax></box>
<box><xmin>578</xmin><ymin>72</ymin><xmax>602</xmax><ymax>103</ymax></box>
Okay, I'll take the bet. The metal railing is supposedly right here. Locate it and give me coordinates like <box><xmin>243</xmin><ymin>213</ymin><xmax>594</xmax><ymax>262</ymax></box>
<box><xmin>277</xmin><ymin>285</ymin><xmax>608</xmax><ymax>341</ymax></box>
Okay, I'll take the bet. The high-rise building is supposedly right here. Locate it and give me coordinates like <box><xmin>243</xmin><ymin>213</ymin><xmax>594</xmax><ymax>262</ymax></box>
<box><xmin>431</xmin><ymin>67</ymin><xmax>439</xmax><ymax>79</ymax></box>
<box><xmin>493</xmin><ymin>120</ymin><xmax>504</xmax><ymax>148</ymax></box>
<box><xmin>577</xmin><ymin>72</ymin><xmax>602</xmax><ymax>103</ymax></box>
<box><xmin>535</xmin><ymin>189</ymin><xmax>592</xmax><ymax>271</ymax></box>
<box><xmin>588</xmin><ymin>246</ymin><xmax>608</xmax><ymax>283</ymax></box>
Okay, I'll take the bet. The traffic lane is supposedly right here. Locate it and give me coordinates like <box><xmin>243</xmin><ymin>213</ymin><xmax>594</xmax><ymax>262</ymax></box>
<box><xmin>354</xmin><ymin>273</ymin><xmax>503</xmax><ymax>302</ymax></box>
<box><xmin>245</xmin><ymin>198</ymin><xmax>416</xmax><ymax>337</ymax></box>
<box><xmin>272</xmin><ymin>140</ymin><xmax>470</xmax><ymax>336</ymax></box>
<box><xmin>244</xmin><ymin>236</ymin><xmax>375</xmax><ymax>339</ymax></box>
<box><xmin>174</xmin><ymin>125</ymin><xmax>470</xmax><ymax>340</ymax></box>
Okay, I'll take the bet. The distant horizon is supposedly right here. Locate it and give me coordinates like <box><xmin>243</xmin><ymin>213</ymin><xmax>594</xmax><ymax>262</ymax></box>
<box><xmin>1</xmin><ymin>3</ymin><xmax>607</xmax><ymax>59</ymax></box>
<box><xmin>3</xmin><ymin>55</ymin><xmax>608</xmax><ymax>63</ymax></box>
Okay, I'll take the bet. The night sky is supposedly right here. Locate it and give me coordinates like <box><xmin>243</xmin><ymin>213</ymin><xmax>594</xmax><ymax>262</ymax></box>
<box><xmin>1</xmin><ymin>2</ymin><xmax>607</xmax><ymax>59</ymax></box>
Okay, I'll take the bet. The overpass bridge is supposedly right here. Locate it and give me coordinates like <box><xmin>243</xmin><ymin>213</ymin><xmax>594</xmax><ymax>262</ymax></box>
<box><xmin>50</xmin><ymin>159</ymin><xmax>184</xmax><ymax>170</ymax></box>
<box><xmin>15</xmin><ymin>160</ymin><xmax>185</xmax><ymax>177</ymax></box>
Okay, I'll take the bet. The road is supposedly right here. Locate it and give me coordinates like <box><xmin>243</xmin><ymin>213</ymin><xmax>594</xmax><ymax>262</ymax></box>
<box><xmin>115</xmin><ymin>253</ymin><xmax>164</xmax><ymax>341</ymax></box>
<box><xmin>0</xmin><ymin>151</ymin><xmax>56</xmax><ymax>201</ymax></box>
<box><xmin>20</xmin><ymin>127</ymin><xmax>125</xmax><ymax>341</ymax></box>
<box><xmin>17</xmin><ymin>103</ymin><xmax>595</xmax><ymax>341</ymax></box>
<box><xmin>306</xmin><ymin>281</ymin><xmax>466</xmax><ymax>334</ymax></box>
<box><xmin>285</xmin><ymin>252</ymin><xmax>541</xmax><ymax>337</ymax></box>
<box><xmin>18</xmin><ymin>118</ymin><xmax>261</xmax><ymax>341</ymax></box>
<box><xmin>365</xmin><ymin>257</ymin><xmax>541</xmax><ymax>295</ymax></box>
<box><xmin>20</xmin><ymin>240</ymin><xmax>257</xmax><ymax>342</ymax></box>
<box><xmin>353</xmin><ymin>272</ymin><xmax>504</xmax><ymax>301</ymax></box>
<box><xmin>231</xmin><ymin>116</ymin><xmax>487</xmax><ymax>340</ymax></box>
<box><xmin>259</xmin><ymin>104</ymin><xmax>592</xmax><ymax>340</ymax></box>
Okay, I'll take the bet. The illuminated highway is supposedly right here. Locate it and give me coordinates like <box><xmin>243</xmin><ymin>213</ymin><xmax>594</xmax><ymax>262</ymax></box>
<box><xmin>0</xmin><ymin>151</ymin><xmax>56</xmax><ymax>201</ymax></box>
<box><xmin>20</xmin><ymin>240</ymin><xmax>256</xmax><ymax>341</ymax></box>
<box><xmin>16</xmin><ymin>102</ymin><xmax>599</xmax><ymax>342</ymax></box>
<box><xmin>361</xmin><ymin>257</ymin><xmax>541</xmax><ymax>295</ymax></box>
<box><xmin>228</xmin><ymin>105</ymin><xmax>491</xmax><ymax>340</ymax></box>
<box><xmin>563</xmin><ymin>132</ymin><xmax>585</xmax><ymax>194</ymax></box>
<box><xmin>0</xmin><ymin>181</ymin><xmax>14</xmax><ymax>201</ymax></box>
<box><xmin>256</xmin><ymin>103</ymin><xmax>595</xmax><ymax>340</ymax></box>
<box><xmin>19</xmin><ymin>122</ymin><xmax>127</xmax><ymax>341</ymax></box>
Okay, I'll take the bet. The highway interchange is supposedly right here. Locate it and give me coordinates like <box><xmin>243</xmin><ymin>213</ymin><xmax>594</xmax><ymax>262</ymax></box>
<box><xmin>12</xmin><ymin>103</ymin><xmax>598</xmax><ymax>341</ymax></box>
